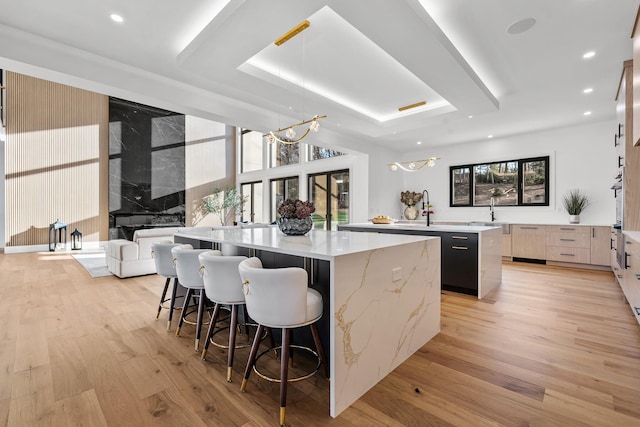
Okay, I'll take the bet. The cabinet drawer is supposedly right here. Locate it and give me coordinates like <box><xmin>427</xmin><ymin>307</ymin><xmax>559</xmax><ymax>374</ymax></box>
<box><xmin>546</xmin><ymin>225</ymin><xmax>590</xmax><ymax>234</ymax></box>
<box><xmin>625</xmin><ymin>238</ymin><xmax>640</xmax><ymax>260</ymax></box>
<box><xmin>546</xmin><ymin>246</ymin><xmax>591</xmax><ymax>264</ymax></box>
<box><xmin>546</xmin><ymin>232</ymin><xmax>591</xmax><ymax>248</ymax></box>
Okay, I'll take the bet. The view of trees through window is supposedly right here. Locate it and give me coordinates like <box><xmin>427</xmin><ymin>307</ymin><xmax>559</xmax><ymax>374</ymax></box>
<box><xmin>271</xmin><ymin>176</ymin><xmax>299</xmax><ymax>222</ymax></box>
<box><xmin>270</xmin><ymin>141</ymin><xmax>299</xmax><ymax>167</ymax></box>
<box><xmin>451</xmin><ymin>156</ymin><xmax>549</xmax><ymax>207</ymax></box>
<box><xmin>308</xmin><ymin>145</ymin><xmax>345</xmax><ymax>161</ymax></box>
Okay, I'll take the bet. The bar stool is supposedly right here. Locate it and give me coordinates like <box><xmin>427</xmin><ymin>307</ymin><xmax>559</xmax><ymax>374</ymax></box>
<box><xmin>172</xmin><ymin>246</ymin><xmax>215</xmax><ymax>351</ymax></box>
<box><xmin>151</xmin><ymin>242</ymin><xmax>191</xmax><ymax>331</ymax></box>
<box><xmin>238</xmin><ymin>257</ymin><xmax>328</xmax><ymax>427</ymax></box>
<box><xmin>199</xmin><ymin>251</ymin><xmax>248</xmax><ymax>382</ymax></box>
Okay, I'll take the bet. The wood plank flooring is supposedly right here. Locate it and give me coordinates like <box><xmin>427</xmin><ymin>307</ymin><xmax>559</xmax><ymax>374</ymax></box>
<box><xmin>0</xmin><ymin>252</ymin><xmax>639</xmax><ymax>426</ymax></box>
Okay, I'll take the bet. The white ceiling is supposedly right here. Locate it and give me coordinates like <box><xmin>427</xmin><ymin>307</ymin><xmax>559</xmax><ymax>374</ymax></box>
<box><xmin>0</xmin><ymin>0</ymin><xmax>637</xmax><ymax>153</ymax></box>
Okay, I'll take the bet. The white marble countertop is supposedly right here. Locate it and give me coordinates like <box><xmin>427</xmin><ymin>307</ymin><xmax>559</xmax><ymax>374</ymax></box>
<box><xmin>623</xmin><ymin>230</ymin><xmax>640</xmax><ymax>242</ymax></box>
<box><xmin>175</xmin><ymin>227</ymin><xmax>436</xmax><ymax>261</ymax></box>
<box><xmin>340</xmin><ymin>222</ymin><xmax>500</xmax><ymax>233</ymax></box>
<box><xmin>431</xmin><ymin>220</ymin><xmax>614</xmax><ymax>227</ymax></box>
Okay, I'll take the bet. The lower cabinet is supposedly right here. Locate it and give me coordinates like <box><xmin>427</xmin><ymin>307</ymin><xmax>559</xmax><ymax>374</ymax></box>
<box><xmin>508</xmin><ymin>224</ymin><xmax>612</xmax><ymax>267</ymax></box>
<box><xmin>511</xmin><ymin>225</ymin><xmax>546</xmax><ymax>260</ymax></box>
<box><xmin>622</xmin><ymin>235</ymin><xmax>640</xmax><ymax>325</ymax></box>
<box><xmin>591</xmin><ymin>226</ymin><xmax>612</xmax><ymax>266</ymax></box>
<box><xmin>546</xmin><ymin>225</ymin><xmax>591</xmax><ymax>264</ymax></box>
<box><xmin>440</xmin><ymin>232</ymin><xmax>478</xmax><ymax>294</ymax></box>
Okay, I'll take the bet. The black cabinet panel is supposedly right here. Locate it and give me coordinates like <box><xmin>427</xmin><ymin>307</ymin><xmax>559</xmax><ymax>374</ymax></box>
<box><xmin>440</xmin><ymin>233</ymin><xmax>478</xmax><ymax>292</ymax></box>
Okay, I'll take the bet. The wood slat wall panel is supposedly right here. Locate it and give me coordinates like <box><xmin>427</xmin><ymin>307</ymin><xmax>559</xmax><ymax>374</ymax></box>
<box><xmin>5</xmin><ymin>72</ymin><xmax>109</xmax><ymax>247</ymax></box>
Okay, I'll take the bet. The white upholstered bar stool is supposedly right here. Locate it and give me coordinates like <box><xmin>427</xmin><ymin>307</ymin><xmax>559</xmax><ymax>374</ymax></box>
<box><xmin>238</xmin><ymin>257</ymin><xmax>328</xmax><ymax>427</ymax></box>
<box><xmin>199</xmin><ymin>251</ymin><xmax>248</xmax><ymax>382</ymax></box>
<box><xmin>172</xmin><ymin>246</ymin><xmax>215</xmax><ymax>351</ymax></box>
<box><xmin>151</xmin><ymin>242</ymin><xmax>191</xmax><ymax>331</ymax></box>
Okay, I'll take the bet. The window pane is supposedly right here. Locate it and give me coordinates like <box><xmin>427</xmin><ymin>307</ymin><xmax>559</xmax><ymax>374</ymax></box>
<box><xmin>309</xmin><ymin>145</ymin><xmax>345</xmax><ymax>161</ymax></box>
<box><xmin>271</xmin><ymin>177</ymin><xmax>299</xmax><ymax>221</ymax></box>
<box><xmin>473</xmin><ymin>162</ymin><xmax>518</xmax><ymax>206</ymax></box>
<box><xmin>270</xmin><ymin>141</ymin><xmax>299</xmax><ymax>167</ymax></box>
<box><xmin>241</xmin><ymin>131</ymin><xmax>262</xmax><ymax>173</ymax></box>
<box><xmin>241</xmin><ymin>182</ymin><xmax>263</xmax><ymax>223</ymax></box>
<box><xmin>522</xmin><ymin>159</ymin><xmax>547</xmax><ymax>204</ymax></box>
<box><xmin>331</xmin><ymin>171</ymin><xmax>349</xmax><ymax>230</ymax></box>
<box><xmin>451</xmin><ymin>167</ymin><xmax>470</xmax><ymax>205</ymax></box>
<box><xmin>309</xmin><ymin>174</ymin><xmax>328</xmax><ymax>230</ymax></box>
<box><xmin>253</xmin><ymin>182</ymin><xmax>263</xmax><ymax>222</ymax></box>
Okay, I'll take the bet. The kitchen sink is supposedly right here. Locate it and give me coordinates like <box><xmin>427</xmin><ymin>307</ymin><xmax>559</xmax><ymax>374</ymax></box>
<box><xmin>467</xmin><ymin>221</ymin><xmax>510</xmax><ymax>234</ymax></box>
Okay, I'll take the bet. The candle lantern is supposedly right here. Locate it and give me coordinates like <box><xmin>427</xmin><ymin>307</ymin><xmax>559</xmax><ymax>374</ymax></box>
<box><xmin>48</xmin><ymin>219</ymin><xmax>67</xmax><ymax>252</ymax></box>
<box><xmin>71</xmin><ymin>228</ymin><xmax>82</xmax><ymax>251</ymax></box>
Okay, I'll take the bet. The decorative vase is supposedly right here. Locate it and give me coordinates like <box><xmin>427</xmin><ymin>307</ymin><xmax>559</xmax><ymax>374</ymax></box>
<box><xmin>569</xmin><ymin>214</ymin><xmax>580</xmax><ymax>224</ymax></box>
<box><xmin>277</xmin><ymin>217</ymin><xmax>313</xmax><ymax>236</ymax></box>
<box><xmin>404</xmin><ymin>205</ymin><xmax>419</xmax><ymax>220</ymax></box>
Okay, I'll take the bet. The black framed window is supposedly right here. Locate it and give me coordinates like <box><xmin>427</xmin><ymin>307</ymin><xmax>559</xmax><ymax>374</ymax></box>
<box><xmin>241</xmin><ymin>181</ymin><xmax>263</xmax><ymax>223</ymax></box>
<box><xmin>240</xmin><ymin>129</ymin><xmax>263</xmax><ymax>173</ymax></box>
<box><xmin>270</xmin><ymin>176</ymin><xmax>299</xmax><ymax>222</ymax></box>
<box><xmin>450</xmin><ymin>156</ymin><xmax>549</xmax><ymax>207</ymax></box>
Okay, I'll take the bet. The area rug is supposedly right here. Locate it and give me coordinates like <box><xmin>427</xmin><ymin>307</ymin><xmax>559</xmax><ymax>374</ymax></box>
<box><xmin>72</xmin><ymin>252</ymin><xmax>113</xmax><ymax>278</ymax></box>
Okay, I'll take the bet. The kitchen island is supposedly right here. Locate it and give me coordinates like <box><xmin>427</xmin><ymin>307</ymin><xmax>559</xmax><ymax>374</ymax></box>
<box><xmin>338</xmin><ymin>222</ymin><xmax>502</xmax><ymax>298</ymax></box>
<box><xmin>174</xmin><ymin>227</ymin><xmax>441</xmax><ymax>417</ymax></box>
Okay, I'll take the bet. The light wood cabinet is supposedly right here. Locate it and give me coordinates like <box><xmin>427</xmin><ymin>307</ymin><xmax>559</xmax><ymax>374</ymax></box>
<box><xmin>621</xmin><ymin>235</ymin><xmax>640</xmax><ymax>325</ymax></box>
<box><xmin>545</xmin><ymin>225</ymin><xmax>590</xmax><ymax>264</ymax></box>
<box><xmin>590</xmin><ymin>226</ymin><xmax>612</xmax><ymax>266</ymax></box>
<box><xmin>502</xmin><ymin>234</ymin><xmax>512</xmax><ymax>257</ymax></box>
<box><xmin>511</xmin><ymin>225</ymin><xmax>546</xmax><ymax>260</ymax></box>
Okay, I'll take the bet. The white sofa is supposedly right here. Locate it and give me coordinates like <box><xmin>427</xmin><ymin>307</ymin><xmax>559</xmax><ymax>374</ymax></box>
<box><xmin>106</xmin><ymin>227</ymin><xmax>185</xmax><ymax>278</ymax></box>
<box><xmin>105</xmin><ymin>223</ymin><xmax>274</xmax><ymax>278</ymax></box>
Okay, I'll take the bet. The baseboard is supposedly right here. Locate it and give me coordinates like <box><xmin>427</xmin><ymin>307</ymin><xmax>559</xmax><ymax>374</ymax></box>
<box><xmin>546</xmin><ymin>260</ymin><xmax>612</xmax><ymax>272</ymax></box>
<box><xmin>4</xmin><ymin>241</ymin><xmax>109</xmax><ymax>254</ymax></box>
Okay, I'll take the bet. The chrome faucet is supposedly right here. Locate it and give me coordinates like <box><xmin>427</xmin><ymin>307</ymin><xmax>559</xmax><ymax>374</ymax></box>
<box><xmin>490</xmin><ymin>197</ymin><xmax>496</xmax><ymax>222</ymax></box>
<box><xmin>422</xmin><ymin>189</ymin><xmax>431</xmax><ymax>226</ymax></box>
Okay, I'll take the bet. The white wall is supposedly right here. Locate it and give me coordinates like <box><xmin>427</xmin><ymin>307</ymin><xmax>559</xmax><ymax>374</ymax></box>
<box><xmin>398</xmin><ymin>120</ymin><xmax>617</xmax><ymax>225</ymax></box>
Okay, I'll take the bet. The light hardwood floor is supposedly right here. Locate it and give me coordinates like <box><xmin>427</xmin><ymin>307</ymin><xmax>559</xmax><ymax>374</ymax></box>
<box><xmin>0</xmin><ymin>252</ymin><xmax>639</xmax><ymax>426</ymax></box>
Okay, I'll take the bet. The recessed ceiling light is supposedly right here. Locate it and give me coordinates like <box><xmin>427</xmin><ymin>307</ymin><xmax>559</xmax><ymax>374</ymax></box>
<box><xmin>487</xmin><ymin>135</ymin><xmax>494</xmax><ymax>138</ymax></box>
<box><xmin>468</xmin><ymin>115</ymin><xmax>473</xmax><ymax>119</ymax></box>
<box><xmin>506</xmin><ymin>18</ymin><xmax>536</xmax><ymax>35</ymax></box>
<box><xmin>583</xmin><ymin>51</ymin><xmax>595</xmax><ymax>59</ymax></box>
<box><xmin>417</xmin><ymin>141</ymin><xmax>422</xmax><ymax>145</ymax></box>
<box><xmin>583</xmin><ymin>88</ymin><xmax>593</xmax><ymax>94</ymax></box>
<box><xmin>110</xmin><ymin>14</ymin><xmax>124</xmax><ymax>23</ymax></box>
<box><xmin>584</xmin><ymin>111</ymin><xmax>592</xmax><ymax>116</ymax></box>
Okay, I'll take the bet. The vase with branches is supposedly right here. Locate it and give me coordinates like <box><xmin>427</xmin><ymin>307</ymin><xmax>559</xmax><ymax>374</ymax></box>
<box><xmin>202</xmin><ymin>185</ymin><xmax>247</xmax><ymax>226</ymax></box>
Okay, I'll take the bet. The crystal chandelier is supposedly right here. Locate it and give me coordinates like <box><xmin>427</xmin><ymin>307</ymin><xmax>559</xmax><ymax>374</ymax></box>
<box><xmin>264</xmin><ymin>20</ymin><xmax>326</xmax><ymax>146</ymax></box>
<box><xmin>265</xmin><ymin>114</ymin><xmax>326</xmax><ymax>144</ymax></box>
<box><xmin>388</xmin><ymin>157</ymin><xmax>440</xmax><ymax>172</ymax></box>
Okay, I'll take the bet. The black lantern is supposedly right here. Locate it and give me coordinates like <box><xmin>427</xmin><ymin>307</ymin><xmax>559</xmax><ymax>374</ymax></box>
<box><xmin>71</xmin><ymin>228</ymin><xmax>82</xmax><ymax>251</ymax></box>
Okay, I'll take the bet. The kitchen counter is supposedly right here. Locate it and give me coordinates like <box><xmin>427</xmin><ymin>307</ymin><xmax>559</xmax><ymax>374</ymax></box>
<box><xmin>174</xmin><ymin>228</ymin><xmax>441</xmax><ymax>418</ymax></box>
<box><xmin>175</xmin><ymin>226</ymin><xmax>434</xmax><ymax>260</ymax></box>
<box><xmin>623</xmin><ymin>230</ymin><xmax>640</xmax><ymax>242</ymax></box>
<box><xmin>338</xmin><ymin>222</ymin><xmax>502</xmax><ymax>298</ymax></box>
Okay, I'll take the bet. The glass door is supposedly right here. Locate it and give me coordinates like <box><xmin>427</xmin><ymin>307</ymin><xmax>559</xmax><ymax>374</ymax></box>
<box><xmin>308</xmin><ymin>169</ymin><xmax>349</xmax><ymax>230</ymax></box>
<box><xmin>240</xmin><ymin>181</ymin><xmax>263</xmax><ymax>223</ymax></box>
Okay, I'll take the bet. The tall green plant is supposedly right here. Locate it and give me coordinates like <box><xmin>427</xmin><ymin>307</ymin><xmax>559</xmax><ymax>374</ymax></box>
<box><xmin>562</xmin><ymin>189</ymin><xmax>590</xmax><ymax>215</ymax></box>
<box><xmin>202</xmin><ymin>186</ymin><xmax>247</xmax><ymax>226</ymax></box>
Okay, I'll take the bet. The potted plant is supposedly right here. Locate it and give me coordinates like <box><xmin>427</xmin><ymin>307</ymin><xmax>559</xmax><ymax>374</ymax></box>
<box><xmin>202</xmin><ymin>185</ymin><xmax>247</xmax><ymax>226</ymax></box>
<box><xmin>562</xmin><ymin>189</ymin><xmax>590</xmax><ymax>224</ymax></box>
<box><xmin>277</xmin><ymin>199</ymin><xmax>315</xmax><ymax>235</ymax></box>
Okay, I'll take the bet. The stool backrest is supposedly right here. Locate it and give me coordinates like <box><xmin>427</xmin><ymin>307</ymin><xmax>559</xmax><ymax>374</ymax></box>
<box><xmin>152</xmin><ymin>242</ymin><xmax>191</xmax><ymax>278</ymax></box>
<box><xmin>238</xmin><ymin>257</ymin><xmax>308</xmax><ymax>327</ymax></box>
<box><xmin>199</xmin><ymin>252</ymin><xmax>247</xmax><ymax>305</ymax></box>
<box><xmin>171</xmin><ymin>247</ymin><xmax>214</xmax><ymax>289</ymax></box>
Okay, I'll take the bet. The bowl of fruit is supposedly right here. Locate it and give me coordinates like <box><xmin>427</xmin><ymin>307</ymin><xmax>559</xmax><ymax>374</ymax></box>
<box><xmin>369</xmin><ymin>215</ymin><xmax>396</xmax><ymax>224</ymax></box>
